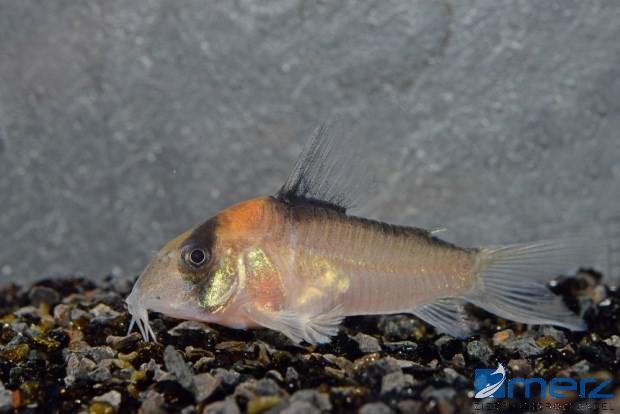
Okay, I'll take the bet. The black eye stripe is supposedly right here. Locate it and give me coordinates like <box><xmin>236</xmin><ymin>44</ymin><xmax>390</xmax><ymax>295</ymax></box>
<box><xmin>181</xmin><ymin>218</ymin><xmax>217</xmax><ymax>270</ymax></box>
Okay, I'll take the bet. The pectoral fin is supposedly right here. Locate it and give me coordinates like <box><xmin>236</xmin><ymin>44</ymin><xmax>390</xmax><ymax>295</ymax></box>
<box><xmin>411</xmin><ymin>297</ymin><xmax>474</xmax><ymax>338</ymax></box>
<box><xmin>245</xmin><ymin>304</ymin><xmax>344</xmax><ymax>344</ymax></box>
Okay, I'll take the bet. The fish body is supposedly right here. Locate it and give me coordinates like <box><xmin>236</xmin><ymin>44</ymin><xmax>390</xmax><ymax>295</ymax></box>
<box><xmin>127</xmin><ymin>125</ymin><xmax>595</xmax><ymax>344</ymax></box>
<box><xmin>224</xmin><ymin>196</ymin><xmax>475</xmax><ymax>316</ymax></box>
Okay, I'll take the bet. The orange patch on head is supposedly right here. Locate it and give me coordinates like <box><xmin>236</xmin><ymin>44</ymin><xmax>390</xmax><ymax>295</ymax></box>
<box><xmin>217</xmin><ymin>197</ymin><xmax>270</xmax><ymax>234</ymax></box>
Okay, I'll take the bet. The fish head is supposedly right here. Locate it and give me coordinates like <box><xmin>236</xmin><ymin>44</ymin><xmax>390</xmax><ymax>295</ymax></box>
<box><xmin>126</xmin><ymin>197</ymin><xmax>271</xmax><ymax>341</ymax></box>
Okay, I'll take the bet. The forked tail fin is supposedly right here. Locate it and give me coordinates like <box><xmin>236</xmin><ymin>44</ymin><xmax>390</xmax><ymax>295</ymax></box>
<box><xmin>465</xmin><ymin>238</ymin><xmax>601</xmax><ymax>330</ymax></box>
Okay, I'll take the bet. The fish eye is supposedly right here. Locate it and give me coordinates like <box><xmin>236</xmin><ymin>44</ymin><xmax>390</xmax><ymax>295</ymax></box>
<box><xmin>184</xmin><ymin>247</ymin><xmax>210</xmax><ymax>267</ymax></box>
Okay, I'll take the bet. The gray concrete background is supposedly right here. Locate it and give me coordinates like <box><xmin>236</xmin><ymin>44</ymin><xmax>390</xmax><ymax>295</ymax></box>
<box><xmin>1</xmin><ymin>1</ymin><xmax>619</xmax><ymax>284</ymax></box>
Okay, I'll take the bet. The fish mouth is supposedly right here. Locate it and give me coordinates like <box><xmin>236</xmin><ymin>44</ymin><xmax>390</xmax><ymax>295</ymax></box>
<box><xmin>125</xmin><ymin>283</ymin><xmax>158</xmax><ymax>342</ymax></box>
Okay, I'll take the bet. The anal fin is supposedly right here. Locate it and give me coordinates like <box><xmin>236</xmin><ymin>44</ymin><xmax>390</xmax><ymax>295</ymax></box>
<box><xmin>246</xmin><ymin>304</ymin><xmax>344</xmax><ymax>344</ymax></box>
<box><xmin>411</xmin><ymin>297</ymin><xmax>474</xmax><ymax>338</ymax></box>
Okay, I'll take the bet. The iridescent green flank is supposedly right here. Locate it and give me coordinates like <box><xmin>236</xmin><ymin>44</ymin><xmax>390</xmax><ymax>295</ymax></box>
<box><xmin>200</xmin><ymin>252</ymin><xmax>236</xmax><ymax>312</ymax></box>
<box><xmin>247</xmin><ymin>248</ymin><xmax>275</xmax><ymax>275</ymax></box>
<box><xmin>199</xmin><ymin>247</ymin><xmax>278</xmax><ymax>312</ymax></box>
<box><xmin>243</xmin><ymin>247</ymin><xmax>282</xmax><ymax>310</ymax></box>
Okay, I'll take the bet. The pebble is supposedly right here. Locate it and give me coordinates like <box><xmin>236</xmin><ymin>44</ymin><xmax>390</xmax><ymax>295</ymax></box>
<box><xmin>78</xmin><ymin>346</ymin><xmax>116</xmax><ymax>363</ymax></box>
<box><xmin>354</xmin><ymin>355</ymin><xmax>401</xmax><ymax>375</ymax></box>
<box><xmin>168</xmin><ymin>320</ymin><xmax>216</xmax><ymax>336</ymax></box>
<box><xmin>28</xmin><ymin>286</ymin><xmax>61</xmax><ymax>307</ymax></box>
<box><xmin>118</xmin><ymin>368</ymin><xmax>134</xmax><ymax>380</ymax></box>
<box><xmin>89</xmin><ymin>303</ymin><xmax>121</xmax><ymax>323</ymax></box>
<box><xmin>442</xmin><ymin>368</ymin><xmax>468</xmax><ymax>387</ymax></box>
<box><xmin>202</xmin><ymin>399</ymin><xmax>241</xmax><ymax>414</ymax></box>
<box><xmin>604</xmin><ymin>335</ymin><xmax>620</xmax><ymax>348</ymax></box>
<box><xmin>566</xmin><ymin>359</ymin><xmax>592</xmax><ymax>376</ymax></box>
<box><xmin>280</xmin><ymin>400</ymin><xmax>320</xmax><ymax>414</ymax></box>
<box><xmin>181</xmin><ymin>406</ymin><xmax>198</xmax><ymax>414</ymax></box>
<box><xmin>323</xmin><ymin>354</ymin><xmax>354</xmax><ymax>377</ymax></box>
<box><xmin>558</xmin><ymin>344</ymin><xmax>576</xmax><ymax>358</ymax></box>
<box><xmin>253</xmin><ymin>378</ymin><xmax>285</xmax><ymax>397</ymax></box>
<box><xmin>492</xmin><ymin>329</ymin><xmax>515</xmax><ymax>346</ymax></box>
<box><xmin>354</xmin><ymin>356</ymin><xmax>403</xmax><ymax>390</ymax></box>
<box><xmin>359</xmin><ymin>402</ymin><xmax>395</xmax><ymax>414</ymax></box>
<box><xmin>139</xmin><ymin>390</ymin><xmax>167</xmax><ymax>414</ymax></box>
<box><xmin>65</xmin><ymin>354</ymin><xmax>96</xmax><ymax>385</ymax></box>
<box><xmin>377</xmin><ymin>315</ymin><xmax>419</xmax><ymax>340</ymax></box>
<box><xmin>184</xmin><ymin>345</ymin><xmax>212</xmax><ymax>358</ymax></box>
<box><xmin>89</xmin><ymin>366</ymin><xmax>112</xmax><ymax>382</ymax></box>
<box><xmin>492</xmin><ymin>331</ymin><xmax>545</xmax><ymax>358</ymax></box>
<box><xmin>382</xmin><ymin>340</ymin><xmax>418</xmax><ymax>353</ymax></box>
<box><xmin>352</xmin><ymin>333</ymin><xmax>382</xmax><ymax>353</ymax></box>
<box><xmin>450</xmin><ymin>353</ymin><xmax>466</xmax><ymax>368</ymax></box>
<box><xmin>434</xmin><ymin>335</ymin><xmax>462</xmax><ymax>360</ymax></box>
<box><xmin>421</xmin><ymin>386</ymin><xmax>457</xmax><ymax>401</ymax></box>
<box><xmin>212</xmin><ymin>368</ymin><xmax>241</xmax><ymax>388</ymax></box>
<box><xmin>580</xmin><ymin>340</ymin><xmax>617</xmax><ymax>363</ymax></box>
<box><xmin>396</xmin><ymin>400</ymin><xmax>423</xmax><ymax>413</ymax></box>
<box><xmin>70</xmin><ymin>308</ymin><xmax>89</xmax><ymax>321</ymax></box>
<box><xmin>290</xmin><ymin>389</ymin><xmax>332</xmax><ymax>411</ymax></box>
<box><xmin>163</xmin><ymin>345</ymin><xmax>196</xmax><ymax>393</ymax></box>
<box><xmin>142</xmin><ymin>359</ymin><xmax>168</xmax><ymax>382</ymax></box>
<box><xmin>507</xmin><ymin>359</ymin><xmax>531</xmax><ymax>376</ymax></box>
<box><xmin>13</xmin><ymin>306</ymin><xmax>39</xmax><ymax>319</ymax></box>
<box><xmin>106</xmin><ymin>333</ymin><xmax>141</xmax><ymax>351</ymax></box>
<box><xmin>265</xmin><ymin>369</ymin><xmax>284</xmax><ymax>382</ymax></box>
<box><xmin>465</xmin><ymin>340</ymin><xmax>493</xmax><ymax>365</ymax></box>
<box><xmin>246</xmin><ymin>396</ymin><xmax>282</xmax><ymax>414</ymax></box>
<box><xmin>285</xmin><ymin>367</ymin><xmax>299</xmax><ymax>383</ymax></box>
<box><xmin>92</xmin><ymin>390</ymin><xmax>121</xmax><ymax>411</ymax></box>
<box><xmin>194</xmin><ymin>356</ymin><xmax>216</xmax><ymax>371</ymax></box>
<box><xmin>202</xmin><ymin>398</ymin><xmax>240</xmax><ymax>414</ymax></box>
<box><xmin>194</xmin><ymin>373</ymin><xmax>221</xmax><ymax>402</ymax></box>
<box><xmin>216</xmin><ymin>341</ymin><xmax>247</xmax><ymax>352</ymax></box>
<box><xmin>234</xmin><ymin>378</ymin><xmax>286</xmax><ymax>402</ymax></box>
<box><xmin>0</xmin><ymin>382</ymin><xmax>12</xmax><ymax>412</ymax></box>
<box><xmin>330</xmin><ymin>386</ymin><xmax>368</xmax><ymax>406</ymax></box>
<box><xmin>538</xmin><ymin>326</ymin><xmax>567</xmax><ymax>346</ymax></box>
<box><xmin>508</xmin><ymin>337</ymin><xmax>545</xmax><ymax>358</ymax></box>
<box><xmin>52</xmin><ymin>304</ymin><xmax>72</xmax><ymax>326</ymax></box>
<box><xmin>434</xmin><ymin>335</ymin><xmax>453</xmax><ymax>348</ymax></box>
<box><xmin>7</xmin><ymin>322</ymin><xmax>28</xmax><ymax>336</ymax></box>
<box><xmin>592</xmin><ymin>285</ymin><xmax>608</xmax><ymax>303</ymax></box>
<box><xmin>381</xmin><ymin>371</ymin><xmax>415</xmax><ymax>395</ymax></box>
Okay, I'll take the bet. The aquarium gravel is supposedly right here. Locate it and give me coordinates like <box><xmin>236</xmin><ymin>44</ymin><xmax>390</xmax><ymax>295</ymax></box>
<box><xmin>0</xmin><ymin>271</ymin><xmax>618</xmax><ymax>413</ymax></box>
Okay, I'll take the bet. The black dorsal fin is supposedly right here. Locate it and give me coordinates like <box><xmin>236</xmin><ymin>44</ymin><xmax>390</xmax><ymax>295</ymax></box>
<box><xmin>276</xmin><ymin>123</ymin><xmax>368</xmax><ymax>213</ymax></box>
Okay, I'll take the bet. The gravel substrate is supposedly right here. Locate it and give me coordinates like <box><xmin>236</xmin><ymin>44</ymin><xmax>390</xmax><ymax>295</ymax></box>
<box><xmin>0</xmin><ymin>271</ymin><xmax>618</xmax><ymax>413</ymax></box>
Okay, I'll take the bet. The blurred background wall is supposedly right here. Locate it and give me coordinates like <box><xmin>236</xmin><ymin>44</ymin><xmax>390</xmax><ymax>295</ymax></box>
<box><xmin>0</xmin><ymin>0</ymin><xmax>619</xmax><ymax>284</ymax></box>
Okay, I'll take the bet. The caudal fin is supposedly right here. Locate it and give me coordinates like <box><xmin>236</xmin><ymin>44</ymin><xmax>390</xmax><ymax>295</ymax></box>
<box><xmin>465</xmin><ymin>238</ymin><xmax>600</xmax><ymax>330</ymax></box>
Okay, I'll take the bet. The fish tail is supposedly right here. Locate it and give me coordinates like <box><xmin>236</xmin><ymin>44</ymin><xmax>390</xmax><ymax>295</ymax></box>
<box><xmin>465</xmin><ymin>238</ymin><xmax>600</xmax><ymax>330</ymax></box>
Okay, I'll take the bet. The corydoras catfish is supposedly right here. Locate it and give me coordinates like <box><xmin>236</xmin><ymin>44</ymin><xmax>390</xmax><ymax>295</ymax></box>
<box><xmin>126</xmin><ymin>125</ymin><xmax>599</xmax><ymax>344</ymax></box>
